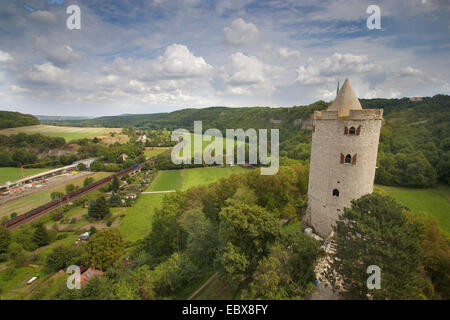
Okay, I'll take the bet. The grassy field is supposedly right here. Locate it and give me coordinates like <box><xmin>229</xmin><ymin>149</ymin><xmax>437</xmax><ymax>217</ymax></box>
<box><xmin>144</xmin><ymin>148</ymin><xmax>170</xmax><ymax>159</ymax></box>
<box><xmin>0</xmin><ymin>167</ymin><xmax>55</xmax><ymax>185</ymax></box>
<box><xmin>0</xmin><ymin>172</ymin><xmax>111</xmax><ymax>218</ymax></box>
<box><xmin>0</xmin><ymin>125</ymin><xmax>122</xmax><ymax>142</ymax></box>
<box><xmin>148</xmin><ymin>166</ymin><xmax>246</xmax><ymax>192</ymax></box>
<box><xmin>119</xmin><ymin>166</ymin><xmax>248</xmax><ymax>242</ymax></box>
<box><xmin>176</xmin><ymin>133</ymin><xmax>248</xmax><ymax>157</ymax></box>
<box><xmin>118</xmin><ymin>193</ymin><xmax>165</xmax><ymax>242</ymax></box>
<box><xmin>375</xmin><ymin>184</ymin><xmax>450</xmax><ymax>234</ymax></box>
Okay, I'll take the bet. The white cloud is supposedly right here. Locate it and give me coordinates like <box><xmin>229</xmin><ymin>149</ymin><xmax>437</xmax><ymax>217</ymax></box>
<box><xmin>225</xmin><ymin>52</ymin><xmax>265</xmax><ymax>86</ymax></box>
<box><xmin>13</xmin><ymin>44</ymin><xmax>216</xmax><ymax>107</ymax></box>
<box><xmin>0</xmin><ymin>50</ymin><xmax>13</xmax><ymax>62</ymax></box>
<box><xmin>155</xmin><ymin>44</ymin><xmax>213</xmax><ymax>78</ymax></box>
<box><xmin>219</xmin><ymin>52</ymin><xmax>275</xmax><ymax>96</ymax></box>
<box><xmin>315</xmin><ymin>87</ymin><xmax>335</xmax><ymax>100</ymax></box>
<box><xmin>223</xmin><ymin>18</ymin><xmax>260</xmax><ymax>47</ymax></box>
<box><xmin>103</xmin><ymin>44</ymin><xmax>213</xmax><ymax>81</ymax></box>
<box><xmin>296</xmin><ymin>53</ymin><xmax>378</xmax><ymax>84</ymax></box>
<box><xmin>278</xmin><ymin>47</ymin><xmax>301</xmax><ymax>59</ymax></box>
<box><xmin>0</xmin><ymin>0</ymin><xmax>448</xmax><ymax>115</ymax></box>
<box><xmin>34</xmin><ymin>37</ymin><xmax>82</xmax><ymax>68</ymax></box>
<box><xmin>398</xmin><ymin>66</ymin><xmax>424</xmax><ymax>77</ymax></box>
<box><xmin>10</xmin><ymin>85</ymin><xmax>30</xmax><ymax>93</ymax></box>
<box><xmin>29</xmin><ymin>10</ymin><xmax>57</xmax><ymax>24</ymax></box>
<box><xmin>23</xmin><ymin>62</ymin><xmax>69</xmax><ymax>84</ymax></box>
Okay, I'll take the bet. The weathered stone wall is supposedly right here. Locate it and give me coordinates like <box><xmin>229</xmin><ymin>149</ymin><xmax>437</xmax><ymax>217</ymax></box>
<box><xmin>306</xmin><ymin>110</ymin><xmax>383</xmax><ymax>236</ymax></box>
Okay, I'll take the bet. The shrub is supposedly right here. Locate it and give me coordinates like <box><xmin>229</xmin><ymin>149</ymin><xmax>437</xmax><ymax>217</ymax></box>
<box><xmin>52</xmin><ymin>211</ymin><xmax>63</xmax><ymax>221</ymax></box>
<box><xmin>56</xmin><ymin>233</ymin><xmax>68</xmax><ymax>241</ymax></box>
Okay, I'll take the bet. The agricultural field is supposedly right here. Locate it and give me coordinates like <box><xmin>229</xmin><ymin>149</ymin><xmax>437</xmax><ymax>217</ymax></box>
<box><xmin>118</xmin><ymin>193</ymin><xmax>165</xmax><ymax>242</ymax></box>
<box><xmin>148</xmin><ymin>166</ymin><xmax>246</xmax><ymax>192</ymax></box>
<box><xmin>0</xmin><ymin>172</ymin><xmax>111</xmax><ymax>219</ymax></box>
<box><xmin>144</xmin><ymin>148</ymin><xmax>170</xmax><ymax>159</ymax></box>
<box><xmin>0</xmin><ymin>167</ymin><xmax>55</xmax><ymax>185</ymax></box>
<box><xmin>176</xmin><ymin>133</ymin><xmax>248</xmax><ymax>157</ymax></box>
<box><xmin>375</xmin><ymin>184</ymin><xmax>450</xmax><ymax>234</ymax></box>
<box><xmin>0</xmin><ymin>125</ymin><xmax>123</xmax><ymax>142</ymax></box>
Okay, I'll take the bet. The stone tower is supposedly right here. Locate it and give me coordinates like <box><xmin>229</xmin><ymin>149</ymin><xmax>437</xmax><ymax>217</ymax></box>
<box><xmin>306</xmin><ymin>79</ymin><xmax>383</xmax><ymax>237</ymax></box>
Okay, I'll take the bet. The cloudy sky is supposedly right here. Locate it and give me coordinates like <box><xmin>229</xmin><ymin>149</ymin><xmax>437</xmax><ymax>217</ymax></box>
<box><xmin>0</xmin><ymin>0</ymin><xmax>449</xmax><ymax>117</ymax></box>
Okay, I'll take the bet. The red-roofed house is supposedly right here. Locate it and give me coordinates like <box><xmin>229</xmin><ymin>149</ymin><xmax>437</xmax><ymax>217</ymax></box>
<box><xmin>80</xmin><ymin>267</ymin><xmax>103</xmax><ymax>284</ymax></box>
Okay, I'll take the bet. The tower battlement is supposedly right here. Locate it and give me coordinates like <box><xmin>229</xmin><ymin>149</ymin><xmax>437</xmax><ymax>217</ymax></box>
<box><xmin>314</xmin><ymin>108</ymin><xmax>383</xmax><ymax>120</ymax></box>
<box><xmin>306</xmin><ymin>79</ymin><xmax>383</xmax><ymax>237</ymax></box>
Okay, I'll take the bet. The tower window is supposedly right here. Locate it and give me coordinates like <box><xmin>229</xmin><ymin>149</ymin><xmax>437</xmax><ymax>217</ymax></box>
<box><xmin>332</xmin><ymin>189</ymin><xmax>339</xmax><ymax>197</ymax></box>
<box><xmin>345</xmin><ymin>125</ymin><xmax>361</xmax><ymax>135</ymax></box>
<box><xmin>345</xmin><ymin>154</ymin><xmax>352</xmax><ymax>163</ymax></box>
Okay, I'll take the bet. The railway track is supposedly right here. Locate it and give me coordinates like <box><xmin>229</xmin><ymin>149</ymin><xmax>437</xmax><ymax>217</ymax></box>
<box><xmin>7</xmin><ymin>181</ymin><xmax>107</xmax><ymax>231</ymax></box>
<box><xmin>2</xmin><ymin>164</ymin><xmax>141</xmax><ymax>230</ymax></box>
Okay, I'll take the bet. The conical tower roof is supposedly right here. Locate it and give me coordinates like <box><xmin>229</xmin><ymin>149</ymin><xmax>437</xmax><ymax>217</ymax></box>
<box><xmin>328</xmin><ymin>78</ymin><xmax>362</xmax><ymax>116</ymax></box>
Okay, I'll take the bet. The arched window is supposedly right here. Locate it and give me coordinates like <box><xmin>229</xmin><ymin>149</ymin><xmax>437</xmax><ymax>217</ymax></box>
<box><xmin>345</xmin><ymin>154</ymin><xmax>352</xmax><ymax>163</ymax></box>
<box><xmin>332</xmin><ymin>189</ymin><xmax>339</xmax><ymax>197</ymax></box>
<box><xmin>349</xmin><ymin>126</ymin><xmax>356</xmax><ymax>135</ymax></box>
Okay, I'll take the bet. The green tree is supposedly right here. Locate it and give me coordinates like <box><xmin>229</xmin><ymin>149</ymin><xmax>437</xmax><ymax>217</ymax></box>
<box><xmin>90</xmin><ymin>160</ymin><xmax>105</xmax><ymax>171</ymax></box>
<box><xmin>50</xmin><ymin>191</ymin><xmax>64</xmax><ymax>201</ymax></box>
<box><xmin>84</xmin><ymin>228</ymin><xmax>124</xmax><ymax>271</ymax></box>
<box><xmin>413</xmin><ymin>214</ymin><xmax>450</xmax><ymax>299</ymax></box>
<box><xmin>65</xmin><ymin>184</ymin><xmax>76</xmax><ymax>194</ymax></box>
<box><xmin>143</xmin><ymin>194</ymin><xmax>187</xmax><ymax>261</ymax></box>
<box><xmin>88</xmin><ymin>196</ymin><xmax>110</xmax><ymax>220</ymax></box>
<box><xmin>88</xmin><ymin>199</ymin><xmax>96</xmax><ymax>218</ymax></box>
<box><xmin>217</xmin><ymin>242</ymin><xmax>249</xmax><ymax>285</ymax></box>
<box><xmin>46</xmin><ymin>246</ymin><xmax>82</xmax><ymax>272</ymax></box>
<box><xmin>241</xmin><ymin>255</ymin><xmax>286</xmax><ymax>299</ymax></box>
<box><xmin>89</xmin><ymin>226</ymin><xmax>97</xmax><ymax>236</ymax></box>
<box><xmin>328</xmin><ymin>193</ymin><xmax>433</xmax><ymax>300</ymax></box>
<box><xmin>32</xmin><ymin>222</ymin><xmax>50</xmax><ymax>247</ymax></box>
<box><xmin>83</xmin><ymin>177</ymin><xmax>94</xmax><ymax>187</ymax></box>
<box><xmin>218</xmin><ymin>201</ymin><xmax>280</xmax><ymax>271</ymax></box>
<box><xmin>0</xmin><ymin>226</ymin><xmax>11</xmax><ymax>255</ymax></box>
<box><xmin>243</xmin><ymin>229</ymin><xmax>319</xmax><ymax>300</ymax></box>
<box><xmin>111</xmin><ymin>176</ymin><xmax>120</xmax><ymax>192</ymax></box>
<box><xmin>109</xmin><ymin>193</ymin><xmax>122</xmax><ymax>207</ymax></box>
<box><xmin>73</xmin><ymin>276</ymin><xmax>115</xmax><ymax>300</ymax></box>
<box><xmin>180</xmin><ymin>208</ymin><xmax>219</xmax><ymax>266</ymax></box>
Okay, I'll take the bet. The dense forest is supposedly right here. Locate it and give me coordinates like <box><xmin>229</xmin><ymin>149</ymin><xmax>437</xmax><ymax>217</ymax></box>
<box><xmin>370</xmin><ymin>95</ymin><xmax>449</xmax><ymax>187</ymax></box>
<box><xmin>0</xmin><ymin>111</ymin><xmax>40</xmax><ymax>129</ymax></box>
<box><xmin>0</xmin><ymin>133</ymin><xmax>71</xmax><ymax>167</ymax></box>
<box><xmin>0</xmin><ymin>132</ymin><xmax>144</xmax><ymax>171</ymax></box>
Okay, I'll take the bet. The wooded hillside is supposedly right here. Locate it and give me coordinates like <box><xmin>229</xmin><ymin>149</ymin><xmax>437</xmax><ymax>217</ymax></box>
<box><xmin>0</xmin><ymin>111</ymin><xmax>40</xmax><ymax>129</ymax></box>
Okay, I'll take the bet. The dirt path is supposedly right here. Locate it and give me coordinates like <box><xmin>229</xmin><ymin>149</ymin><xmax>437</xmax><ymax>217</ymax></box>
<box><xmin>145</xmin><ymin>147</ymin><xmax>172</xmax><ymax>150</ymax></box>
<box><xmin>144</xmin><ymin>171</ymin><xmax>161</xmax><ymax>191</ymax></box>
<box><xmin>141</xmin><ymin>190</ymin><xmax>175</xmax><ymax>194</ymax></box>
<box><xmin>188</xmin><ymin>272</ymin><xmax>219</xmax><ymax>300</ymax></box>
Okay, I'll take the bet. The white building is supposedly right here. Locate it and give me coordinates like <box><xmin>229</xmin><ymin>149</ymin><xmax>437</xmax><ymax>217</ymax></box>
<box><xmin>305</xmin><ymin>79</ymin><xmax>383</xmax><ymax>237</ymax></box>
